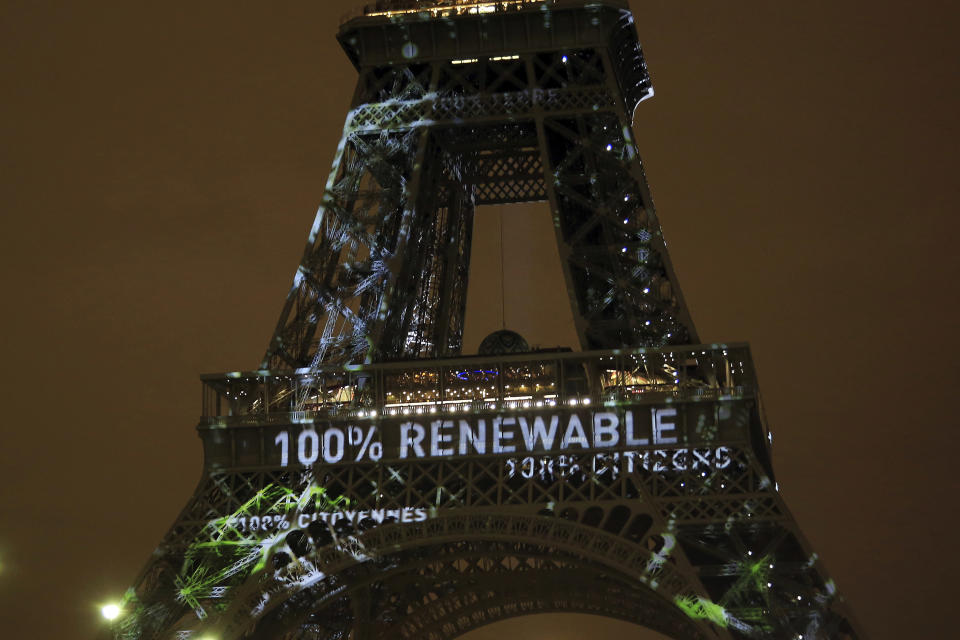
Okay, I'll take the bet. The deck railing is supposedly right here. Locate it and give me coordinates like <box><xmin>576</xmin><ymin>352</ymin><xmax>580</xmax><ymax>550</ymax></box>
<box><xmin>200</xmin><ymin>344</ymin><xmax>757</xmax><ymax>423</ymax></box>
<box><xmin>340</xmin><ymin>1</ymin><xmax>556</xmax><ymax>24</ymax></box>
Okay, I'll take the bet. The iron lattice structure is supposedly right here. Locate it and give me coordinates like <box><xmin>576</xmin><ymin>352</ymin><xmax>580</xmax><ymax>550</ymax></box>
<box><xmin>111</xmin><ymin>2</ymin><xmax>864</xmax><ymax>639</ymax></box>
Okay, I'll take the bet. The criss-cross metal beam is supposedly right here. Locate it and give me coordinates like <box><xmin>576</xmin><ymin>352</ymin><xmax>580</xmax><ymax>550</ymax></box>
<box><xmin>261</xmin><ymin>1</ymin><xmax>697</xmax><ymax>370</ymax></box>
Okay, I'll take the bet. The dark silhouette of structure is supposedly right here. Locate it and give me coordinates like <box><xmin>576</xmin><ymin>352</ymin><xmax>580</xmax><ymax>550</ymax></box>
<box><xmin>110</xmin><ymin>2</ymin><xmax>863</xmax><ymax>638</ymax></box>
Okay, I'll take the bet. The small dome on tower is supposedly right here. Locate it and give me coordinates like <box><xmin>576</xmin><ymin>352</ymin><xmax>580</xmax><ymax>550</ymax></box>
<box><xmin>477</xmin><ymin>330</ymin><xmax>530</xmax><ymax>356</ymax></box>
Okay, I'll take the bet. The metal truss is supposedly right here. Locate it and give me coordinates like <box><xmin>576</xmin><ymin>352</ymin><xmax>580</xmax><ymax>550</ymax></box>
<box><xmin>111</xmin><ymin>3</ymin><xmax>864</xmax><ymax>640</ymax></box>
<box><xmin>262</xmin><ymin>1</ymin><xmax>695</xmax><ymax>370</ymax></box>
<box><xmin>119</xmin><ymin>423</ymin><xmax>859</xmax><ymax>639</ymax></box>
<box><xmin>260</xmin><ymin>540</ymin><xmax>708</xmax><ymax>640</ymax></box>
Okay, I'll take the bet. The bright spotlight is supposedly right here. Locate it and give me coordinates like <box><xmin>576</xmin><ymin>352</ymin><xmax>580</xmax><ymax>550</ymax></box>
<box><xmin>101</xmin><ymin>604</ymin><xmax>121</xmax><ymax>620</ymax></box>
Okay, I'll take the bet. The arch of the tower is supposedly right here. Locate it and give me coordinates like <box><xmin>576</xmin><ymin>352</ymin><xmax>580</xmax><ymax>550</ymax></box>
<box><xmin>376</xmin><ymin>576</ymin><xmax>677</xmax><ymax>640</ymax></box>
<box><xmin>209</xmin><ymin>513</ymin><xmax>718</xmax><ymax>640</ymax></box>
<box><xmin>270</xmin><ymin>551</ymin><xmax>702</xmax><ymax>640</ymax></box>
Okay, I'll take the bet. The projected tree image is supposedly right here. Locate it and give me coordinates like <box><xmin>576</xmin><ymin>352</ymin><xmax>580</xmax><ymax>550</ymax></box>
<box><xmin>107</xmin><ymin>2</ymin><xmax>863</xmax><ymax>639</ymax></box>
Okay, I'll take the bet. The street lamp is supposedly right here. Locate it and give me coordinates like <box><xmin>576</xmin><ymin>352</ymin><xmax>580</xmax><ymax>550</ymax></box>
<box><xmin>101</xmin><ymin>604</ymin><xmax>121</xmax><ymax>621</ymax></box>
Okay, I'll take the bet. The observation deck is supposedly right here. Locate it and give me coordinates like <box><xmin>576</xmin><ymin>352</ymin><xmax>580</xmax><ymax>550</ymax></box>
<box><xmin>202</xmin><ymin>344</ymin><xmax>757</xmax><ymax>424</ymax></box>
<box><xmin>340</xmin><ymin>1</ymin><xmax>604</xmax><ymax>24</ymax></box>
<box><xmin>335</xmin><ymin>0</ymin><xmax>652</xmax><ymax>115</ymax></box>
<box><xmin>198</xmin><ymin>345</ymin><xmax>774</xmax><ymax>480</ymax></box>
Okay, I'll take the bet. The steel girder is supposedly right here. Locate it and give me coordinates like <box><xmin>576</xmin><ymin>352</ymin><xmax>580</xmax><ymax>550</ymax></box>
<box><xmin>117</xmin><ymin>424</ymin><xmax>859</xmax><ymax>639</ymax></box>
<box><xmin>211</xmin><ymin>516</ymin><xmax>715</xmax><ymax>639</ymax></box>
<box><xmin>258</xmin><ymin>542</ymin><xmax>709</xmax><ymax>640</ymax></box>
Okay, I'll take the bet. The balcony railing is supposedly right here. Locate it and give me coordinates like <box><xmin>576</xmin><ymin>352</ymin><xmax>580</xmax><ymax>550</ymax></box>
<box><xmin>340</xmin><ymin>1</ymin><xmax>556</xmax><ymax>24</ymax></box>
<box><xmin>200</xmin><ymin>344</ymin><xmax>757</xmax><ymax>425</ymax></box>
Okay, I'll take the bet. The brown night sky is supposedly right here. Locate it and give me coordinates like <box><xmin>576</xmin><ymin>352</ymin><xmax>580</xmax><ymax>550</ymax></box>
<box><xmin>1</xmin><ymin>1</ymin><xmax>958</xmax><ymax>638</ymax></box>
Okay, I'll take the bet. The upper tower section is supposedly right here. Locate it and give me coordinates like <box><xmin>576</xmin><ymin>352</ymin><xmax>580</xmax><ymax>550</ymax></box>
<box><xmin>337</xmin><ymin>0</ymin><xmax>653</xmax><ymax>119</ymax></box>
<box><xmin>263</xmin><ymin>0</ymin><xmax>697</xmax><ymax>369</ymax></box>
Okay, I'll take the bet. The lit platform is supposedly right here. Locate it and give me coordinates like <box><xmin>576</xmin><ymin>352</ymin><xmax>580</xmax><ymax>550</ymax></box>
<box><xmin>198</xmin><ymin>344</ymin><xmax>772</xmax><ymax>476</ymax></box>
<box><xmin>203</xmin><ymin>343</ymin><xmax>756</xmax><ymax>422</ymax></box>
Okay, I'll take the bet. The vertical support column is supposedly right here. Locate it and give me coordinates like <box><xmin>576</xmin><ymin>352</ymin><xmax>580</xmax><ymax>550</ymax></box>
<box><xmin>361</xmin><ymin>125</ymin><xmax>434</xmax><ymax>361</ymax></box>
<box><xmin>596</xmin><ymin>46</ymin><xmax>699</xmax><ymax>344</ymax></box>
<box><xmin>527</xmin><ymin>54</ymin><xmax>592</xmax><ymax>352</ymax></box>
<box><xmin>261</xmin><ymin>108</ymin><xmax>358</xmax><ymax>369</ymax></box>
<box><xmin>350</xmin><ymin>585</ymin><xmax>373</xmax><ymax>640</ymax></box>
<box><xmin>532</xmin><ymin>46</ymin><xmax>697</xmax><ymax>349</ymax></box>
<box><xmin>431</xmin><ymin>184</ymin><xmax>475</xmax><ymax>356</ymax></box>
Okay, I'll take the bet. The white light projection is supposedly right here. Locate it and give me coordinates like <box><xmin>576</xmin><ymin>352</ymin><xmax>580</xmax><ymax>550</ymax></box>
<box><xmin>271</xmin><ymin>406</ymin><xmax>694</xmax><ymax>465</ymax></box>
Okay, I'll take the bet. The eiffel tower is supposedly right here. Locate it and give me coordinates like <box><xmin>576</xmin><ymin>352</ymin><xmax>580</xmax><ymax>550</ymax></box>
<box><xmin>108</xmin><ymin>2</ymin><xmax>864</xmax><ymax>639</ymax></box>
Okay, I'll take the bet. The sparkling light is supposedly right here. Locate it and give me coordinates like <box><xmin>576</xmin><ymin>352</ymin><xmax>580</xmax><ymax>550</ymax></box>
<box><xmin>101</xmin><ymin>604</ymin><xmax>121</xmax><ymax>620</ymax></box>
